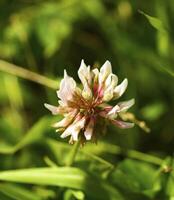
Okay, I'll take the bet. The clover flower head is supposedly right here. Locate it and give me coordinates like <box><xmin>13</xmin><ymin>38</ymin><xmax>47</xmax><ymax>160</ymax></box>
<box><xmin>44</xmin><ymin>60</ymin><xmax>134</xmax><ymax>144</ymax></box>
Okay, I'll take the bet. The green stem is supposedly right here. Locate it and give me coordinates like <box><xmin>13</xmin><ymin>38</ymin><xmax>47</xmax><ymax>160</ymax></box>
<box><xmin>99</xmin><ymin>142</ymin><xmax>163</xmax><ymax>166</ymax></box>
<box><xmin>0</xmin><ymin>60</ymin><xmax>58</xmax><ymax>89</ymax></box>
<box><xmin>66</xmin><ymin>140</ymin><xmax>81</xmax><ymax>166</ymax></box>
<box><xmin>125</xmin><ymin>149</ymin><xmax>163</xmax><ymax>165</ymax></box>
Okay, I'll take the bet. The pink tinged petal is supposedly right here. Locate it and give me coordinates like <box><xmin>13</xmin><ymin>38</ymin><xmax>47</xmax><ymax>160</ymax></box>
<box><xmin>117</xmin><ymin>99</ymin><xmax>135</xmax><ymax>112</ymax></box>
<box><xmin>57</xmin><ymin>70</ymin><xmax>76</xmax><ymax>104</ymax></box>
<box><xmin>99</xmin><ymin>106</ymin><xmax>112</xmax><ymax>117</ymax></box>
<box><xmin>99</xmin><ymin>60</ymin><xmax>112</xmax><ymax>85</ymax></box>
<box><xmin>93</xmin><ymin>83</ymin><xmax>98</xmax><ymax>96</ymax></box>
<box><xmin>44</xmin><ymin>103</ymin><xmax>59</xmax><ymax>115</ymax></box>
<box><xmin>114</xmin><ymin>78</ymin><xmax>128</xmax><ymax>99</ymax></box>
<box><xmin>107</xmin><ymin>105</ymin><xmax>120</xmax><ymax>119</ymax></box>
<box><xmin>99</xmin><ymin>110</ymin><xmax>108</xmax><ymax>118</ymax></box>
<box><xmin>84</xmin><ymin>118</ymin><xmax>94</xmax><ymax>140</ymax></box>
<box><xmin>103</xmin><ymin>106</ymin><xmax>113</xmax><ymax>112</ymax></box>
<box><xmin>111</xmin><ymin>120</ymin><xmax>134</xmax><ymax>129</ymax></box>
<box><xmin>97</xmin><ymin>85</ymin><xmax>104</xmax><ymax>99</ymax></box>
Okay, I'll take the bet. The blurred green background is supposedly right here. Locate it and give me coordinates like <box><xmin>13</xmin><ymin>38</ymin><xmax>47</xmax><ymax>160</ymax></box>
<box><xmin>0</xmin><ymin>0</ymin><xmax>174</xmax><ymax>200</ymax></box>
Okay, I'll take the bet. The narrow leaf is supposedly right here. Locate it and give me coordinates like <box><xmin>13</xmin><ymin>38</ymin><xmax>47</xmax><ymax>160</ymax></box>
<box><xmin>0</xmin><ymin>167</ymin><xmax>124</xmax><ymax>200</ymax></box>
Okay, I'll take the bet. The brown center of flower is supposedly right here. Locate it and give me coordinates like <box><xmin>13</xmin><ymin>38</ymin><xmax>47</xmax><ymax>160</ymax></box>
<box><xmin>68</xmin><ymin>86</ymin><xmax>103</xmax><ymax>117</ymax></box>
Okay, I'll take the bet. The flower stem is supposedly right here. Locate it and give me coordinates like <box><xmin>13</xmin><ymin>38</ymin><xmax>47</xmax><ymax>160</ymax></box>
<box><xmin>66</xmin><ymin>140</ymin><xmax>81</xmax><ymax>166</ymax></box>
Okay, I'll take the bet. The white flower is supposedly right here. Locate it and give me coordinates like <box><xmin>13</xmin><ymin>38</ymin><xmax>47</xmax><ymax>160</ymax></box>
<box><xmin>45</xmin><ymin>60</ymin><xmax>135</xmax><ymax>144</ymax></box>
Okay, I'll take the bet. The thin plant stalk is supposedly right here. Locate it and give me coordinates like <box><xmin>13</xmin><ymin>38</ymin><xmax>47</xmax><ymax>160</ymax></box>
<box><xmin>66</xmin><ymin>140</ymin><xmax>81</xmax><ymax>166</ymax></box>
<box><xmin>0</xmin><ymin>60</ymin><xmax>58</xmax><ymax>89</ymax></box>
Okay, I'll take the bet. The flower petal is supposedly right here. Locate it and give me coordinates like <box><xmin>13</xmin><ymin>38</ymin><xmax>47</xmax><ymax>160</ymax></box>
<box><xmin>60</xmin><ymin>116</ymin><xmax>86</xmax><ymax>141</ymax></box>
<box><xmin>44</xmin><ymin>103</ymin><xmax>59</xmax><ymax>115</ymax></box>
<box><xmin>114</xmin><ymin>78</ymin><xmax>128</xmax><ymax>99</ymax></box>
<box><xmin>60</xmin><ymin>127</ymin><xmax>72</xmax><ymax>138</ymax></box>
<box><xmin>71</xmin><ymin>117</ymin><xmax>86</xmax><ymax>141</ymax></box>
<box><xmin>103</xmin><ymin>74</ymin><xmax>118</xmax><ymax>102</ymax></box>
<box><xmin>111</xmin><ymin>120</ymin><xmax>134</xmax><ymax>129</ymax></box>
<box><xmin>105</xmin><ymin>74</ymin><xmax>118</xmax><ymax>89</ymax></box>
<box><xmin>53</xmin><ymin>109</ymin><xmax>78</xmax><ymax>128</ymax></box>
<box><xmin>107</xmin><ymin>105</ymin><xmax>120</xmax><ymax>119</ymax></box>
<box><xmin>118</xmin><ymin>99</ymin><xmax>135</xmax><ymax>112</ymax></box>
<box><xmin>78</xmin><ymin>60</ymin><xmax>91</xmax><ymax>84</ymax></box>
<box><xmin>84</xmin><ymin>118</ymin><xmax>94</xmax><ymax>140</ymax></box>
<box><xmin>78</xmin><ymin>60</ymin><xmax>92</xmax><ymax>99</ymax></box>
<box><xmin>99</xmin><ymin>60</ymin><xmax>112</xmax><ymax>85</ymax></box>
<box><xmin>92</xmin><ymin>68</ymin><xmax>99</xmax><ymax>83</ymax></box>
<box><xmin>57</xmin><ymin>70</ymin><xmax>76</xmax><ymax>104</ymax></box>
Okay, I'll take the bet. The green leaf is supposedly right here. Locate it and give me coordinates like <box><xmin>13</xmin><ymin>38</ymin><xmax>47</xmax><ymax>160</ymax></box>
<box><xmin>139</xmin><ymin>10</ymin><xmax>167</xmax><ymax>33</ymax></box>
<box><xmin>0</xmin><ymin>167</ymin><xmax>124</xmax><ymax>200</ymax></box>
<box><xmin>139</xmin><ymin>10</ymin><xmax>170</xmax><ymax>57</ymax></box>
<box><xmin>0</xmin><ymin>183</ymin><xmax>42</xmax><ymax>200</ymax></box>
<box><xmin>46</xmin><ymin>139</ymin><xmax>114</xmax><ymax>177</ymax></box>
<box><xmin>109</xmin><ymin>159</ymin><xmax>160</xmax><ymax>198</ymax></box>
